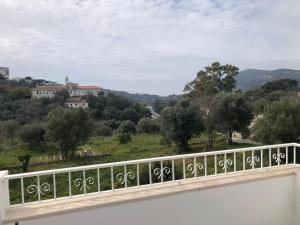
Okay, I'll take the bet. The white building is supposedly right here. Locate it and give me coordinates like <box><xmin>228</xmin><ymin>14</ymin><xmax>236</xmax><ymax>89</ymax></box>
<box><xmin>65</xmin><ymin>97</ymin><xmax>88</xmax><ymax>109</ymax></box>
<box><xmin>0</xmin><ymin>67</ymin><xmax>9</xmax><ymax>80</ymax></box>
<box><xmin>32</xmin><ymin>77</ymin><xmax>103</xmax><ymax>99</ymax></box>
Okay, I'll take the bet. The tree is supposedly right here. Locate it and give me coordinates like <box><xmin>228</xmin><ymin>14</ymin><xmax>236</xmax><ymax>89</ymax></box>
<box><xmin>253</xmin><ymin>99</ymin><xmax>300</xmax><ymax>144</ymax></box>
<box><xmin>94</xmin><ymin>123</ymin><xmax>113</xmax><ymax>137</ymax></box>
<box><xmin>137</xmin><ymin>118</ymin><xmax>160</xmax><ymax>133</ymax></box>
<box><xmin>18</xmin><ymin>124</ymin><xmax>45</xmax><ymax>146</ymax></box>
<box><xmin>161</xmin><ymin>99</ymin><xmax>204</xmax><ymax>152</ymax></box>
<box><xmin>184</xmin><ymin>62</ymin><xmax>239</xmax><ymax>146</ymax></box>
<box><xmin>0</xmin><ymin>120</ymin><xmax>20</xmax><ymax>141</ymax></box>
<box><xmin>118</xmin><ymin>120</ymin><xmax>136</xmax><ymax>134</ymax></box>
<box><xmin>121</xmin><ymin>108</ymin><xmax>141</xmax><ymax>123</ymax></box>
<box><xmin>261</xmin><ymin>79</ymin><xmax>298</xmax><ymax>93</ymax></box>
<box><xmin>253</xmin><ymin>98</ymin><xmax>270</xmax><ymax>117</ymax></box>
<box><xmin>46</xmin><ymin>109</ymin><xmax>92</xmax><ymax>159</ymax></box>
<box><xmin>117</xmin><ymin>132</ymin><xmax>131</xmax><ymax>144</ymax></box>
<box><xmin>212</xmin><ymin>93</ymin><xmax>253</xmax><ymax>144</ymax></box>
<box><xmin>184</xmin><ymin>62</ymin><xmax>239</xmax><ymax>96</ymax></box>
<box><xmin>116</xmin><ymin>120</ymin><xmax>136</xmax><ymax>144</ymax></box>
<box><xmin>18</xmin><ymin>155</ymin><xmax>32</xmax><ymax>172</ymax></box>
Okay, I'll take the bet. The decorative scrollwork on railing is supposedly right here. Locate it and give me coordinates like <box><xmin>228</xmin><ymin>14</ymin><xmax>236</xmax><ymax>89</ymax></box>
<box><xmin>272</xmin><ymin>153</ymin><xmax>285</xmax><ymax>163</ymax></box>
<box><xmin>153</xmin><ymin>167</ymin><xmax>171</xmax><ymax>179</ymax></box>
<box><xmin>247</xmin><ymin>156</ymin><xmax>260</xmax><ymax>167</ymax></box>
<box><xmin>116</xmin><ymin>172</ymin><xmax>135</xmax><ymax>184</ymax></box>
<box><xmin>218</xmin><ymin>159</ymin><xmax>233</xmax><ymax>170</ymax></box>
<box><xmin>74</xmin><ymin>177</ymin><xmax>95</xmax><ymax>191</ymax></box>
<box><xmin>187</xmin><ymin>163</ymin><xmax>204</xmax><ymax>175</ymax></box>
<box><xmin>27</xmin><ymin>183</ymin><xmax>51</xmax><ymax>198</ymax></box>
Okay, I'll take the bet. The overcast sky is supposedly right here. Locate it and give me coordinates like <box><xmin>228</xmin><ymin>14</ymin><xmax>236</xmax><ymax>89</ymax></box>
<box><xmin>0</xmin><ymin>0</ymin><xmax>300</xmax><ymax>95</ymax></box>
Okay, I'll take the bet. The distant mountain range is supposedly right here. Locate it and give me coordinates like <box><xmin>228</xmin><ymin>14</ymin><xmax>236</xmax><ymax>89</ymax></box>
<box><xmin>236</xmin><ymin>69</ymin><xmax>300</xmax><ymax>90</ymax></box>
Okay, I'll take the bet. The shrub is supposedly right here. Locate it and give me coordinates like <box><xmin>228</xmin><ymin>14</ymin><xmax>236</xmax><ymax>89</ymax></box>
<box><xmin>117</xmin><ymin>132</ymin><xmax>131</xmax><ymax>144</ymax></box>
<box><xmin>18</xmin><ymin>124</ymin><xmax>45</xmax><ymax>146</ymax></box>
<box><xmin>253</xmin><ymin>99</ymin><xmax>300</xmax><ymax>143</ymax></box>
<box><xmin>121</xmin><ymin>108</ymin><xmax>141</xmax><ymax>123</ymax></box>
<box><xmin>94</xmin><ymin>124</ymin><xmax>113</xmax><ymax>137</ymax></box>
<box><xmin>118</xmin><ymin>120</ymin><xmax>136</xmax><ymax>134</ymax></box>
<box><xmin>137</xmin><ymin>118</ymin><xmax>160</xmax><ymax>133</ymax></box>
<box><xmin>0</xmin><ymin>120</ymin><xmax>20</xmax><ymax>140</ymax></box>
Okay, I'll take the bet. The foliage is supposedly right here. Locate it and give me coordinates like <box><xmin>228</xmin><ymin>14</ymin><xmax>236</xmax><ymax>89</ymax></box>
<box><xmin>253</xmin><ymin>98</ymin><xmax>270</xmax><ymax>116</ymax></box>
<box><xmin>211</xmin><ymin>93</ymin><xmax>253</xmax><ymax>144</ymax></box>
<box><xmin>184</xmin><ymin>62</ymin><xmax>239</xmax><ymax>96</ymax></box>
<box><xmin>161</xmin><ymin>99</ymin><xmax>204</xmax><ymax>152</ymax></box>
<box><xmin>118</xmin><ymin>120</ymin><xmax>136</xmax><ymax>134</ymax></box>
<box><xmin>261</xmin><ymin>79</ymin><xmax>298</xmax><ymax>93</ymax></box>
<box><xmin>117</xmin><ymin>132</ymin><xmax>131</xmax><ymax>144</ymax></box>
<box><xmin>46</xmin><ymin>108</ymin><xmax>92</xmax><ymax>159</ymax></box>
<box><xmin>93</xmin><ymin>123</ymin><xmax>113</xmax><ymax>137</ymax></box>
<box><xmin>18</xmin><ymin>155</ymin><xmax>32</xmax><ymax>172</ymax></box>
<box><xmin>253</xmin><ymin>99</ymin><xmax>300</xmax><ymax>143</ymax></box>
<box><xmin>121</xmin><ymin>107</ymin><xmax>141</xmax><ymax>123</ymax></box>
<box><xmin>137</xmin><ymin>118</ymin><xmax>160</xmax><ymax>133</ymax></box>
<box><xmin>245</xmin><ymin>79</ymin><xmax>299</xmax><ymax>102</ymax></box>
<box><xmin>18</xmin><ymin>123</ymin><xmax>45</xmax><ymax>146</ymax></box>
<box><xmin>0</xmin><ymin>120</ymin><xmax>20</xmax><ymax>140</ymax></box>
<box><xmin>184</xmin><ymin>62</ymin><xmax>240</xmax><ymax>147</ymax></box>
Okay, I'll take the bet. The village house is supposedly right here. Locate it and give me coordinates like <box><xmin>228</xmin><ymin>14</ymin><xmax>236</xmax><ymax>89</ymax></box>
<box><xmin>65</xmin><ymin>97</ymin><xmax>89</xmax><ymax>109</ymax></box>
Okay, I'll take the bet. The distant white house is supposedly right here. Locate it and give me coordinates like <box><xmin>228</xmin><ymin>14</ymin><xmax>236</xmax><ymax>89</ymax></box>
<box><xmin>65</xmin><ymin>97</ymin><xmax>88</xmax><ymax>109</ymax></box>
<box><xmin>0</xmin><ymin>67</ymin><xmax>9</xmax><ymax>80</ymax></box>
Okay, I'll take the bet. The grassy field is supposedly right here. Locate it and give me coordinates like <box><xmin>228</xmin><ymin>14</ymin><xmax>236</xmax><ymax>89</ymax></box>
<box><xmin>0</xmin><ymin>133</ymin><xmax>256</xmax><ymax>174</ymax></box>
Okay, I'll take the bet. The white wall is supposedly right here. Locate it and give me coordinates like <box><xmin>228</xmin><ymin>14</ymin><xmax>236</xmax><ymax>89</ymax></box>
<box><xmin>293</xmin><ymin>174</ymin><xmax>300</xmax><ymax>224</ymax></box>
<box><xmin>21</xmin><ymin>175</ymin><xmax>295</xmax><ymax>225</ymax></box>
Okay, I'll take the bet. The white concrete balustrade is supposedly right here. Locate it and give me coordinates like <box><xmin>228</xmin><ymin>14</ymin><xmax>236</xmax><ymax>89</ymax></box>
<box><xmin>1</xmin><ymin>143</ymin><xmax>300</xmax><ymax>225</ymax></box>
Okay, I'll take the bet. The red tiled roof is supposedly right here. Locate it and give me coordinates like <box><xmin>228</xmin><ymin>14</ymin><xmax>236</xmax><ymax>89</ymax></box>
<box><xmin>66</xmin><ymin>97</ymin><xmax>86</xmax><ymax>104</ymax></box>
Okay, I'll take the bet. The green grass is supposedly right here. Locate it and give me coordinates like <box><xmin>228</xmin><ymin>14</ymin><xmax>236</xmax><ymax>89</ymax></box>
<box><xmin>1</xmin><ymin>133</ymin><xmax>256</xmax><ymax>174</ymax></box>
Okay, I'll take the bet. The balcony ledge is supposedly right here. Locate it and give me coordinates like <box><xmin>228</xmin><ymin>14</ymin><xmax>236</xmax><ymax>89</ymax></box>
<box><xmin>3</xmin><ymin>165</ymin><xmax>300</xmax><ymax>224</ymax></box>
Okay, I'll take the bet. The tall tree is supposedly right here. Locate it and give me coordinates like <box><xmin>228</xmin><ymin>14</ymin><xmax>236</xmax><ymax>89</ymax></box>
<box><xmin>184</xmin><ymin>62</ymin><xmax>239</xmax><ymax>146</ymax></box>
<box><xmin>46</xmin><ymin>108</ymin><xmax>92</xmax><ymax>159</ymax></box>
<box><xmin>161</xmin><ymin>99</ymin><xmax>204</xmax><ymax>152</ymax></box>
<box><xmin>184</xmin><ymin>62</ymin><xmax>239</xmax><ymax>96</ymax></box>
<box><xmin>212</xmin><ymin>93</ymin><xmax>253</xmax><ymax>145</ymax></box>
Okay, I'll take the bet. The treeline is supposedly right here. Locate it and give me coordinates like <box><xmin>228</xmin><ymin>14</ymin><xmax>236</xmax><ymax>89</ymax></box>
<box><xmin>1</xmin><ymin>63</ymin><xmax>300</xmax><ymax>164</ymax></box>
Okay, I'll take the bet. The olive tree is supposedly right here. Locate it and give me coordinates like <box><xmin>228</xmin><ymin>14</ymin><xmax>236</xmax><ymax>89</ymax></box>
<box><xmin>161</xmin><ymin>99</ymin><xmax>204</xmax><ymax>152</ymax></box>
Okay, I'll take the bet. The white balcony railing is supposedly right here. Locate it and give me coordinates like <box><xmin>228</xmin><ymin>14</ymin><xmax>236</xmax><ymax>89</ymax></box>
<box><xmin>1</xmin><ymin>143</ymin><xmax>300</xmax><ymax>212</ymax></box>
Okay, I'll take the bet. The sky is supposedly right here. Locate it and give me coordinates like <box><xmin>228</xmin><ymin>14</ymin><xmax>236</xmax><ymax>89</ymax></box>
<box><xmin>0</xmin><ymin>0</ymin><xmax>300</xmax><ymax>95</ymax></box>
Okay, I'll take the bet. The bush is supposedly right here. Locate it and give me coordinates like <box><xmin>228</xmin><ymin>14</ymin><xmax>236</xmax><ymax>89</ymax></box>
<box><xmin>94</xmin><ymin>124</ymin><xmax>113</xmax><ymax>137</ymax></box>
<box><xmin>0</xmin><ymin>120</ymin><xmax>20</xmax><ymax>140</ymax></box>
<box><xmin>121</xmin><ymin>108</ymin><xmax>141</xmax><ymax>123</ymax></box>
<box><xmin>18</xmin><ymin>124</ymin><xmax>45</xmax><ymax>146</ymax></box>
<box><xmin>137</xmin><ymin>118</ymin><xmax>160</xmax><ymax>133</ymax></box>
<box><xmin>117</xmin><ymin>132</ymin><xmax>131</xmax><ymax>144</ymax></box>
<box><xmin>118</xmin><ymin>120</ymin><xmax>136</xmax><ymax>134</ymax></box>
<box><xmin>253</xmin><ymin>99</ymin><xmax>300</xmax><ymax>143</ymax></box>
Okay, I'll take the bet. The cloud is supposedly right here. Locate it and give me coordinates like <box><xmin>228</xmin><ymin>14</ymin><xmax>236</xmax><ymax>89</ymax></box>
<box><xmin>0</xmin><ymin>0</ymin><xmax>300</xmax><ymax>95</ymax></box>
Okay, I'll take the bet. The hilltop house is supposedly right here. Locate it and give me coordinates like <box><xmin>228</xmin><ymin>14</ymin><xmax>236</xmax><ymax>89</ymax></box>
<box><xmin>0</xmin><ymin>67</ymin><xmax>9</xmax><ymax>80</ymax></box>
<box><xmin>31</xmin><ymin>77</ymin><xmax>103</xmax><ymax>99</ymax></box>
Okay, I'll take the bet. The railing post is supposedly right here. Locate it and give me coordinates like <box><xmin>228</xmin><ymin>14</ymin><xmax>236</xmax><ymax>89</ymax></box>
<box><xmin>0</xmin><ymin>171</ymin><xmax>9</xmax><ymax>223</ymax></box>
<box><xmin>294</xmin><ymin>146</ymin><xmax>297</xmax><ymax>164</ymax></box>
